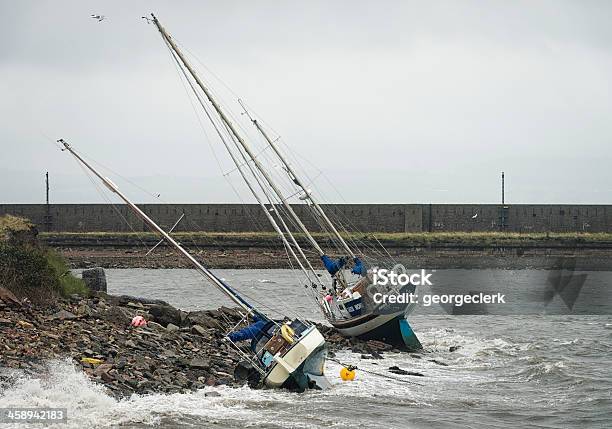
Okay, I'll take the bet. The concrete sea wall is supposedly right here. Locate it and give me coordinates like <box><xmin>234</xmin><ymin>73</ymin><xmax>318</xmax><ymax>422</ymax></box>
<box><xmin>1</xmin><ymin>203</ymin><xmax>611</xmax><ymax>233</ymax></box>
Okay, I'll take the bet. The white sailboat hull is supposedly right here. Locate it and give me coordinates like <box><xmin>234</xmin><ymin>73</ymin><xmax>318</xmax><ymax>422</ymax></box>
<box><xmin>263</xmin><ymin>326</ymin><xmax>328</xmax><ymax>389</ymax></box>
<box><xmin>330</xmin><ymin>302</ymin><xmax>421</xmax><ymax>350</ymax></box>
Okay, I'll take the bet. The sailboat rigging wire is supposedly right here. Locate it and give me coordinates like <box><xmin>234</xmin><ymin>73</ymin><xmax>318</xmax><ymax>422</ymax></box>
<box><xmin>183</xmin><ymin>66</ymin><xmax>379</xmax><ymax>266</ymax></box>
<box><xmin>69</xmin><ymin>156</ymin><xmax>150</xmax><ymax>250</ymax></box>
<box><xmin>65</xmin><ymin>143</ymin><xmax>274</xmax><ymax>367</ymax></box>
<box><xmin>161</xmin><ymin>34</ymin><xmax>269</xmax><ymax>233</ymax></box>
<box><xmin>281</xmin><ymin>239</ymin><xmax>321</xmax><ymax>310</ymax></box>
<box><xmin>175</xmin><ymin>36</ymin><xmax>387</xmax><ymax>266</ymax></box>
<box><xmin>87</xmin><ymin>158</ymin><xmax>161</xmax><ymax>201</ymax></box>
<box><xmin>238</xmin><ymin>110</ymin><xmax>356</xmax><ymax>259</ymax></box>
<box><xmin>222</xmin><ymin>145</ymin><xmax>271</xmax><ymax>177</ymax></box>
<box><xmin>163</xmin><ymin>81</ymin><xmax>280</xmax><ymax>261</ymax></box>
<box><xmin>177</xmin><ymin>62</ymin><xmax>326</xmax><ymax>288</ymax></box>
<box><xmin>161</xmin><ymin>35</ymin><xmax>321</xmax><ymax>290</ymax></box>
<box><xmin>271</xmin><ymin>144</ymin><xmax>395</xmax><ymax>265</ymax></box>
<box><xmin>312</xmin><ymin>172</ymin><xmax>398</xmax><ymax>264</ymax></box>
<box><xmin>217</xmin><ymin>118</ymin><xmax>323</xmax><ymax>288</ymax></box>
<box><xmin>74</xmin><ymin>158</ymin><xmax>291</xmax><ymax>321</ymax></box>
<box><xmin>159</xmin><ymin>25</ymin><xmax>326</xmax><ymax>258</ymax></box>
<box><xmin>174</xmin><ymin>41</ymin><xmax>286</xmax><ymax>150</ymax></box>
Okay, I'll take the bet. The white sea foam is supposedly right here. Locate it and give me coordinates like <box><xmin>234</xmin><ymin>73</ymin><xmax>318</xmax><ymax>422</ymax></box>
<box><xmin>0</xmin><ymin>359</ymin><xmax>290</xmax><ymax>428</ymax></box>
<box><xmin>1</xmin><ymin>358</ymin><xmax>430</xmax><ymax>428</ymax></box>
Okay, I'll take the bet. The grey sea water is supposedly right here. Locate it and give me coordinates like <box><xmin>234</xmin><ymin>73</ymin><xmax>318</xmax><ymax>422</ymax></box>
<box><xmin>1</xmin><ymin>269</ymin><xmax>611</xmax><ymax>428</ymax></box>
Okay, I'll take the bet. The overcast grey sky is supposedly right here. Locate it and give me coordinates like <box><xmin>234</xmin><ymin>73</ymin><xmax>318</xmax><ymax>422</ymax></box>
<box><xmin>1</xmin><ymin>0</ymin><xmax>611</xmax><ymax>204</ymax></box>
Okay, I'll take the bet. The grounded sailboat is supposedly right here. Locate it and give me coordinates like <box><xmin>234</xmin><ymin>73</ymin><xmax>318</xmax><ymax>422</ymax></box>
<box><xmin>60</xmin><ymin>139</ymin><xmax>330</xmax><ymax>391</ymax></box>
<box><xmin>148</xmin><ymin>14</ymin><xmax>422</xmax><ymax>351</ymax></box>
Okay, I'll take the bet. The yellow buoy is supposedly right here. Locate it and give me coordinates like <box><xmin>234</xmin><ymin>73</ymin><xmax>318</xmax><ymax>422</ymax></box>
<box><xmin>340</xmin><ymin>366</ymin><xmax>356</xmax><ymax>381</ymax></box>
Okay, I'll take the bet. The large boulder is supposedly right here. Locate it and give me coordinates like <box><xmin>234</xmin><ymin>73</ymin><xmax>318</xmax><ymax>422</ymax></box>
<box><xmin>115</xmin><ymin>295</ymin><xmax>169</xmax><ymax>306</ymax></box>
<box><xmin>185</xmin><ymin>310</ymin><xmax>220</xmax><ymax>329</ymax></box>
<box><xmin>149</xmin><ymin>304</ymin><xmax>183</xmax><ymax>327</ymax></box>
<box><xmin>81</xmin><ymin>268</ymin><xmax>107</xmax><ymax>293</ymax></box>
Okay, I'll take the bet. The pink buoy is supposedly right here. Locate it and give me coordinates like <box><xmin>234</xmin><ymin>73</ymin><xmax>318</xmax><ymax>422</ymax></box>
<box><xmin>130</xmin><ymin>315</ymin><xmax>147</xmax><ymax>327</ymax></box>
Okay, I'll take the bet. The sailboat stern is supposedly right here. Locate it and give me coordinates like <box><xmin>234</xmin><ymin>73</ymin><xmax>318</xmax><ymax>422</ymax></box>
<box><xmin>358</xmin><ymin>315</ymin><xmax>422</xmax><ymax>351</ymax></box>
<box><xmin>332</xmin><ymin>306</ymin><xmax>422</xmax><ymax>352</ymax></box>
<box><xmin>286</xmin><ymin>343</ymin><xmax>331</xmax><ymax>391</ymax></box>
<box><xmin>263</xmin><ymin>325</ymin><xmax>330</xmax><ymax>391</ymax></box>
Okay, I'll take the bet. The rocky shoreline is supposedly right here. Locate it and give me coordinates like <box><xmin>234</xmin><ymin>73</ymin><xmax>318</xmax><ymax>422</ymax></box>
<box><xmin>0</xmin><ymin>289</ymin><xmax>402</xmax><ymax>398</ymax></box>
<box><xmin>1</xmin><ymin>214</ymin><xmax>418</xmax><ymax>398</ymax></box>
<box><xmin>54</xmin><ymin>245</ymin><xmax>612</xmax><ymax>271</ymax></box>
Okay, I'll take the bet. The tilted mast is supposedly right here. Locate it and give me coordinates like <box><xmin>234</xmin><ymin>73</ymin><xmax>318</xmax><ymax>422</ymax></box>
<box><xmin>150</xmin><ymin>14</ymin><xmax>326</xmax><ymax>258</ymax></box>
<box><xmin>239</xmin><ymin>101</ymin><xmax>356</xmax><ymax>259</ymax></box>
<box><xmin>158</xmin><ymin>38</ymin><xmax>323</xmax><ymax>286</ymax></box>
<box><xmin>166</xmin><ymin>68</ymin><xmax>321</xmax><ymax>286</ymax></box>
<box><xmin>59</xmin><ymin>139</ymin><xmax>254</xmax><ymax>314</ymax></box>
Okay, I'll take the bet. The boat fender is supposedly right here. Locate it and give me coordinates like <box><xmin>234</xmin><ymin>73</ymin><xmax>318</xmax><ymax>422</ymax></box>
<box><xmin>281</xmin><ymin>324</ymin><xmax>295</xmax><ymax>344</ymax></box>
<box><xmin>340</xmin><ymin>365</ymin><xmax>357</xmax><ymax>381</ymax></box>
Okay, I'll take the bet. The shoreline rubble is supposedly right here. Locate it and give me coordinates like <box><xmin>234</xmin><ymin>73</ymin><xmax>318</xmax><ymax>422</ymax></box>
<box><xmin>0</xmin><ymin>289</ymin><xmax>403</xmax><ymax>398</ymax></box>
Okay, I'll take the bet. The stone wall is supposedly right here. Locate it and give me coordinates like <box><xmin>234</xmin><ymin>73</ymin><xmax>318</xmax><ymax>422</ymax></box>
<box><xmin>1</xmin><ymin>203</ymin><xmax>610</xmax><ymax>233</ymax></box>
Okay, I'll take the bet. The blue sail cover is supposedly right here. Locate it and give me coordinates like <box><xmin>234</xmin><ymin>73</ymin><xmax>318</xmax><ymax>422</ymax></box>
<box><xmin>351</xmin><ymin>257</ymin><xmax>366</xmax><ymax>276</ymax></box>
<box><xmin>228</xmin><ymin>315</ymin><xmax>268</xmax><ymax>342</ymax></box>
<box><xmin>321</xmin><ymin>255</ymin><xmax>346</xmax><ymax>275</ymax></box>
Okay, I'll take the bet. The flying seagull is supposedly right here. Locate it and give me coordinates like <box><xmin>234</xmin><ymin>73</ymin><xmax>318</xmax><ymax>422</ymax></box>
<box><xmin>471</xmin><ymin>213</ymin><xmax>478</xmax><ymax>219</ymax></box>
<box><xmin>91</xmin><ymin>14</ymin><xmax>106</xmax><ymax>22</ymax></box>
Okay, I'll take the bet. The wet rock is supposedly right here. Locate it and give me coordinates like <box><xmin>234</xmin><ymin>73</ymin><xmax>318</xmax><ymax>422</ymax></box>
<box><xmin>185</xmin><ymin>311</ymin><xmax>219</xmax><ymax>329</ymax></box>
<box><xmin>361</xmin><ymin>351</ymin><xmax>383</xmax><ymax>360</ymax></box>
<box><xmin>449</xmin><ymin>345</ymin><xmax>461</xmax><ymax>352</ymax></box>
<box><xmin>115</xmin><ymin>358</ymin><xmax>127</xmax><ymax>370</ymax></box>
<box><xmin>186</xmin><ymin>358</ymin><xmax>211</xmax><ymax>370</ymax></box>
<box><xmin>428</xmin><ymin>359</ymin><xmax>449</xmax><ymax>366</ymax></box>
<box><xmin>233</xmin><ymin>360</ymin><xmax>261</xmax><ymax>388</ymax></box>
<box><xmin>350</xmin><ymin>343</ymin><xmax>368</xmax><ymax>354</ymax></box>
<box><xmin>50</xmin><ymin>310</ymin><xmax>77</xmax><ymax>320</ymax></box>
<box><xmin>17</xmin><ymin>320</ymin><xmax>34</xmax><ymax>329</ymax></box>
<box><xmin>145</xmin><ymin>321</ymin><xmax>166</xmax><ymax>333</ymax></box>
<box><xmin>81</xmin><ymin>267</ymin><xmax>107</xmax><ymax>293</ymax></box>
<box><xmin>149</xmin><ymin>304</ymin><xmax>182</xmax><ymax>327</ymax></box>
<box><xmin>0</xmin><ymin>291</ymin><xmax>353</xmax><ymax>398</ymax></box>
<box><xmin>77</xmin><ymin>304</ymin><xmax>93</xmax><ymax>317</ymax></box>
<box><xmin>366</xmin><ymin>340</ymin><xmax>393</xmax><ymax>352</ymax></box>
<box><xmin>126</xmin><ymin>302</ymin><xmax>145</xmax><ymax>309</ymax></box>
<box><xmin>191</xmin><ymin>325</ymin><xmax>209</xmax><ymax>337</ymax></box>
<box><xmin>219</xmin><ymin>306</ymin><xmax>243</xmax><ymax>319</ymax></box>
<box><xmin>388</xmin><ymin>366</ymin><xmax>425</xmax><ymax>377</ymax></box>
<box><xmin>166</xmin><ymin>323</ymin><xmax>180</xmax><ymax>332</ymax></box>
<box><xmin>44</xmin><ymin>332</ymin><xmax>60</xmax><ymax>340</ymax></box>
<box><xmin>204</xmin><ymin>391</ymin><xmax>221</xmax><ymax>397</ymax></box>
<box><xmin>94</xmin><ymin>363</ymin><xmax>113</xmax><ymax>375</ymax></box>
<box><xmin>115</xmin><ymin>295</ymin><xmax>170</xmax><ymax>306</ymax></box>
<box><xmin>99</xmin><ymin>306</ymin><xmax>133</xmax><ymax>324</ymax></box>
<box><xmin>161</xmin><ymin>349</ymin><xmax>177</xmax><ymax>358</ymax></box>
